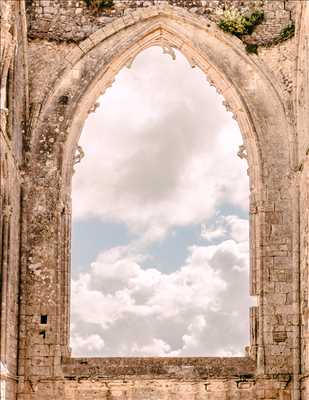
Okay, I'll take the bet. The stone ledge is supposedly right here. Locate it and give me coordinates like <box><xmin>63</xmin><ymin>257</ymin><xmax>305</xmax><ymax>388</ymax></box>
<box><xmin>62</xmin><ymin>357</ymin><xmax>256</xmax><ymax>379</ymax></box>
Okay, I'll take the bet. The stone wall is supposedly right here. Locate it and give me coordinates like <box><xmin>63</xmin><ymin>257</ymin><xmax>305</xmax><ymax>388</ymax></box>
<box><xmin>26</xmin><ymin>0</ymin><xmax>296</xmax><ymax>43</ymax></box>
<box><xmin>297</xmin><ymin>4</ymin><xmax>309</xmax><ymax>398</ymax></box>
<box><xmin>0</xmin><ymin>2</ymin><xmax>29</xmax><ymax>400</ymax></box>
<box><xmin>19</xmin><ymin>3</ymin><xmax>298</xmax><ymax>399</ymax></box>
<box><xmin>19</xmin><ymin>376</ymin><xmax>293</xmax><ymax>400</ymax></box>
<box><xmin>0</xmin><ymin>0</ymin><xmax>308</xmax><ymax>399</ymax></box>
<box><xmin>20</xmin><ymin>357</ymin><xmax>294</xmax><ymax>400</ymax></box>
<box><xmin>300</xmin><ymin>158</ymin><xmax>309</xmax><ymax>400</ymax></box>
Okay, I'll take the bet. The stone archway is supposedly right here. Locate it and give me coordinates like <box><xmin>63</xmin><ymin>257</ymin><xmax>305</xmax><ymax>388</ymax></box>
<box><xmin>17</xmin><ymin>3</ymin><xmax>302</xmax><ymax>400</ymax></box>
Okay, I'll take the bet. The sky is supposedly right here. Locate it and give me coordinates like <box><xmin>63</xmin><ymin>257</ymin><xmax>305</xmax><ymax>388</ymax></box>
<box><xmin>70</xmin><ymin>47</ymin><xmax>252</xmax><ymax>357</ymax></box>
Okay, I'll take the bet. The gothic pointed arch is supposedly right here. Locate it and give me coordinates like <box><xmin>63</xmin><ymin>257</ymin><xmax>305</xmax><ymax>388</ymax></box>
<box><xmin>16</xmin><ymin>4</ymin><xmax>306</xmax><ymax>399</ymax></box>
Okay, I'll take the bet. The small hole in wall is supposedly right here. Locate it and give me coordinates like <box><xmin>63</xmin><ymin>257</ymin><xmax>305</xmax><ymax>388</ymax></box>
<box><xmin>40</xmin><ymin>315</ymin><xmax>48</xmax><ymax>324</ymax></box>
<box><xmin>58</xmin><ymin>95</ymin><xmax>69</xmax><ymax>105</ymax></box>
<box><xmin>39</xmin><ymin>330</ymin><xmax>46</xmax><ymax>339</ymax></box>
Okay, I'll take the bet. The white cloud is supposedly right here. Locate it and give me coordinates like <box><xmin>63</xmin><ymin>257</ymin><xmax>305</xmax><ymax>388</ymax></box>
<box><xmin>71</xmin><ymin>331</ymin><xmax>105</xmax><ymax>356</ymax></box>
<box><xmin>70</xmin><ymin>47</ymin><xmax>251</xmax><ymax>357</ymax></box>
<box><xmin>71</xmin><ymin>215</ymin><xmax>252</xmax><ymax>357</ymax></box>
<box><xmin>72</xmin><ymin>47</ymin><xmax>248</xmax><ymax>242</ymax></box>
<box><xmin>201</xmin><ymin>224</ymin><xmax>226</xmax><ymax>242</ymax></box>
<box><xmin>131</xmin><ymin>339</ymin><xmax>172</xmax><ymax>356</ymax></box>
<box><xmin>202</xmin><ymin>215</ymin><xmax>249</xmax><ymax>244</ymax></box>
<box><xmin>180</xmin><ymin>315</ymin><xmax>207</xmax><ymax>351</ymax></box>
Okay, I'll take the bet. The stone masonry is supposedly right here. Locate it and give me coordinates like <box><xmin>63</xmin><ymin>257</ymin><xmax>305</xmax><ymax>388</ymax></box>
<box><xmin>0</xmin><ymin>0</ymin><xmax>308</xmax><ymax>399</ymax></box>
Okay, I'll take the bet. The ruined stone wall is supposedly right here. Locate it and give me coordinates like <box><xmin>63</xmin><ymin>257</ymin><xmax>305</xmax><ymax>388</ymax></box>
<box><xmin>22</xmin><ymin>357</ymin><xmax>294</xmax><ymax>400</ymax></box>
<box><xmin>0</xmin><ymin>138</ymin><xmax>21</xmax><ymax>400</ymax></box>
<box><xmin>297</xmin><ymin>3</ymin><xmax>309</xmax><ymax>398</ymax></box>
<box><xmin>60</xmin><ymin>378</ymin><xmax>291</xmax><ymax>400</ymax></box>
<box><xmin>0</xmin><ymin>2</ymin><xmax>28</xmax><ymax>400</ymax></box>
<box><xmin>0</xmin><ymin>0</ymin><xmax>308</xmax><ymax>399</ymax></box>
<box><xmin>24</xmin><ymin>0</ymin><xmax>298</xmax><ymax>124</ymax></box>
<box><xmin>19</xmin><ymin>2</ymin><xmax>301</xmax><ymax>399</ymax></box>
<box><xmin>24</xmin><ymin>0</ymin><xmax>298</xmax><ymax>135</ymax></box>
<box><xmin>26</xmin><ymin>0</ymin><xmax>296</xmax><ymax>43</ymax></box>
<box><xmin>300</xmin><ymin>158</ymin><xmax>309</xmax><ymax>400</ymax></box>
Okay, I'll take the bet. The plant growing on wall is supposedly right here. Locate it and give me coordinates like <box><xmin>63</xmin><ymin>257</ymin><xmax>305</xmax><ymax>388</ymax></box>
<box><xmin>245</xmin><ymin>44</ymin><xmax>258</xmax><ymax>54</ymax></box>
<box><xmin>84</xmin><ymin>0</ymin><xmax>114</xmax><ymax>10</ymax></box>
<box><xmin>218</xmin><ymin>9</ymin><xmax>264</xmax><ymax>38</ymax></box>
<box><xmin>280</xmin><ymin>22</ymin><xmax>295</xmax><ymax>41</ymax></box>
<box><xmin>257</xmin><ymin>22</ymin><xmax>295</xmax><ymax>50</ymax></box>
<box><xmin>218</xmin><ymin>8</ymin><xmax>294</xmax><ymax>55</ymax></box>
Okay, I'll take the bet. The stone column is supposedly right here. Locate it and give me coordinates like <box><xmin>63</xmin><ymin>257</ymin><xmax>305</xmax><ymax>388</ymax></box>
<box><xmin>0</xmin><ymin>1</ymin><xmax>15</xmax><ymax>136</ymax></box>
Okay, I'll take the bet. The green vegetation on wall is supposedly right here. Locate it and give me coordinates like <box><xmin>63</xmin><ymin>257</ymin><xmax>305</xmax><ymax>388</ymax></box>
<box><xmin>218</xmin><ymin>8</ymin><xmax>295</xmax><ymax>55</ymax></box>
<box><xmin>218</xmin><ymin>9</ymin><xmax>264</xmax><ymax>38</ymax></box>
<box><xmin>262</xmin><ymin>22</ymin><xmax>295</xmax><ymax>48</ymax></box>
<box><xmin>279</xmin><ymin>22</ymin><xmax>295</xmax><ymax>41</ymax></box>
<box><xmin>245</xmin><ymin>44</ymin><xmax>258</xmax><ymax>54</ymax></box>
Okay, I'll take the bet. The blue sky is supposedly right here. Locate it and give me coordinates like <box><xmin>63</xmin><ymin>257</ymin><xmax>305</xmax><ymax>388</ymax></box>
<box><xmin>70</xmin><ymin>47</ymin><xmax>252</xmax><ymax>357</ymax></box>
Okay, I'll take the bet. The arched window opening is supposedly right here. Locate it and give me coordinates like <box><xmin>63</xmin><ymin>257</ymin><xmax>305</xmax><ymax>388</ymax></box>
<box><xmin>70</xmin><ymin>47</ymin><xmax>253</xmax><ymax>357</ymax></box>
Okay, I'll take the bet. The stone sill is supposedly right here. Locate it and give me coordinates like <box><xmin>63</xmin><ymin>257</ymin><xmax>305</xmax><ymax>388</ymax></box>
<box><xmin>62</xmin><ymin>357</ymin><xmax>256</xmax><ymax>380</ymax></box>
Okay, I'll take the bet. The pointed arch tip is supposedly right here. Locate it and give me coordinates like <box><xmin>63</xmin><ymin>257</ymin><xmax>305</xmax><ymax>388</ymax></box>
<box><xmin>29</xmin><ymin>4</ymin><xmax>293</xmax><ymax>205</ymax></box>
<box><xmin>64</xmin><ymin>6</ymin><xmax>229</xmax><ymax>69</ymax></box>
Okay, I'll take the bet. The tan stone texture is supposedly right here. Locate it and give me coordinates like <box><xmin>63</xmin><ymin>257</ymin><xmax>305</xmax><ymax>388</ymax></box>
<box><xmin>0</xmin><ymin>0</ymin><xmax>309</xmax><ymax>399</ymax></box>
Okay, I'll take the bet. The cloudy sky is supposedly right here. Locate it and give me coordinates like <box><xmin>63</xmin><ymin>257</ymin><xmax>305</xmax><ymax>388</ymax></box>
<box><xmin>71</xmin><ymin>47</ymin><xmax>253</xmax><ymax>357</ymax></box>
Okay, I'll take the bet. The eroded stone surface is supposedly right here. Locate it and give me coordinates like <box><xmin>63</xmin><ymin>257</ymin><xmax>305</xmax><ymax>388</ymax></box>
<box><xmin>1</xmin><ymin>1</ymin><xmax>309</xmax><ymax>399</ymax></box>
